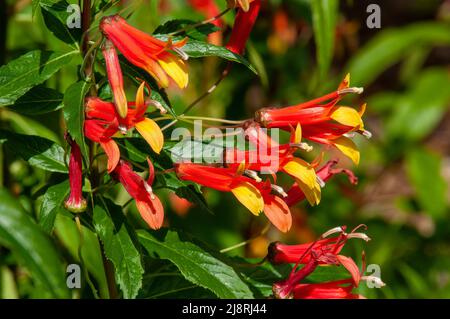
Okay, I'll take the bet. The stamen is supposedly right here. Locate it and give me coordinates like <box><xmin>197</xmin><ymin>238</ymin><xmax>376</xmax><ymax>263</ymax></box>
<box><xmin>361</xmin><ymin>130</ymin><xmax>372</xmax><ymax>139</ymax></box>
<box><xmin>289</xmin><ymin>142</ymin><xmax>313</xmax><ymax>152</ymax></box>
<box><xmin>244</xmin><ymin>169</ymin><xmax>262</xmax><ymax>182</ymax></box>
<box><xmin>338</xmin><ymin>87</ymin><xmax>364</xmax><ymax>95</ymax></box>
<box><xmin>343</xmin><ymin>132</ymin><xmax>356</xmax><ymax>138</ymax></box>
<box><xmin>321</xmin><ymin>226</ymin><xmax>344</xmax><ymax>239</ymax></box>
<box><xmin>361</xmin><ymin>276</ymin><xmax>386</xmax><ymax>287</ymax></box>
<box><xmin>144</xmin><ymin>182</ymin><xmax>155</xmax><ymax>200</ymax></box>
<box><xmin>316</xmin><ymin>176</ymin><xmax>326</xmax><ymax>188</ymax></box>
<box><xmin>347</xmin><ymin>233</ymin><xmax>371</xmax><ymax>242</ymax></box>
<box><xmin>118</xmin><ymin>124</ymin><xmax>128</xmax><ymax>135</ymax></box>
<box><xmin>271</xmin><ymin>184</ymin><xmax>288</xmax><ymax>198</ymax></box>
<box><xmin>147</xmin><ymin>98</ymin><xmax>167</xmax><ymax>114</ymax></box>
<box><xmin>173</xmin><ymin>47</ymin><xmax>189</xmax><ymax>61</ymax></box>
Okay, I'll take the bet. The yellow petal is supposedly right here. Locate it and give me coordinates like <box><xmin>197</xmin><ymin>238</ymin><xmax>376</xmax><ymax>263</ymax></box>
<box><xmin>330</xmin><ymin>106</ymin><xmax>364</xmax><ymax>130</ymax></box>
<box><xmin>333</xmin><ymin>136</ymin><xmax>360</xmax><ymax>165</ymax></box>
<box><xmin>158</xmin><ymin>54</ymin><xmax>189</xmax><ymax>89</ymax></box>
<box><xmin>145</xmin><ymin>58</ymin><xmax>170</xmax><ymax>88</ymax></box>
<box><xmin>135</xmin><ymin>82</ymin><xmax>146</xmax><ymax>108</ymax></box>
<box><xmin>238</xmin><ymin>0</ymin><xmax>250</xmax><ymax>11</ymax></box>
<box><xmin>135</xmin><ymin>118</ymin><xmax>164</xmax><ymax>154</ymax></box>
<box><xmin>294</xmin><ymin>123</ymin><xmax>302</xmax><ymax>144</ymax></box>
<box><xmin>283</xmin><ymin>158</ymin><xmax>321</xmax><ymax>206</ymax></box>
<box><xmin>231</xmin><ymin>182</ymin><xmax>264</xmax><ymax>216</ymax></box>
<box><xmin>236</xmin><ymin>160</ymin><xmax>246</xmax><ymax>176</ymax></box>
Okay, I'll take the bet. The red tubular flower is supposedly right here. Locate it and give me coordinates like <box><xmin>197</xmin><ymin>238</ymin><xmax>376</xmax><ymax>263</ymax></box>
<box><xmin>102</xmin><ymin>39</ymin><xmax>128</xmax><ymax>118</ymax></box>
<box><xmin>100</xmin><ymin>15</ymin><xmax>188</xmax><ymax>89</ymax></box>
<box><xmin>175</xmin><ymin>162</ymin><xmax>264</xmax><ymax>215</ymax></box>
<box><xmin>175</xmin><ymin>162</ymin><xmax>292</xmax><ymax>232</ymax></box>
<box><xmin>188</xmin><ymin>0</ymin><xmax>223</xmax><ymax>45</ymax></box>
<box><xmin>84</xmin><ymin>83</ymin><xmax>164</xmax><ymax>173</ymax></box>
<box><xmin>225</xmin><ymin>122</ymin><xmax>321</xmax><ymax>206</ymax></box>
<box><xmin>113</xmin><ymin>160</ymin><xmax>164</xmax><ymax>230</ymax></box>
<box><xmin>271</xmin><ymin>225</ymin><xmax>370</xmax><ymax>299</ymax></box>
<box><xmin>284</xmin><ymin>159</ymin><xmax>358</xmax><ymax>207</ymax></box>
<box><xmin>267</xmin><ymin>225</ymin><xmax>370</xmax><ymax>265</ymax></box>
<box><xmin>226</xmin><ymin>0</ymin><xmax>261</xmax><ymax>54</ymax></box>
<box><xmin>255</xmin><ymin>75</ymin><xmax>370</xmax><ymax>164</ymax></box>
<box><xmin>64</xmin><ymin>139</ymin><xmax>87</xmax><ymax>213</ymax></box>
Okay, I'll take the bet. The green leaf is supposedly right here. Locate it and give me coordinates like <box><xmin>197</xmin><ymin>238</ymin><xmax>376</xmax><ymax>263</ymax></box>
<box><xmin>0</xmin><ymin>50</ymin><xmax>77</xmax><ymax>107</ymax></box>
<box><xmin>347</xmin><ymin>22</ymin><xmax>450</xmax><ymax>87</ymax></box>
<box><xmin>0</xmin><ymin>189</ymin><xmax>69</xmax><ymax>298</ymax></box>
<box><xmin>63</xmin><ymin>81</ymin><xmax>91</xmax><ymax>162</ymax></box>
<box><xmin>310</xmin><ymin>0</ymin><xmax>338</xmax><ymax>79</ymax></box>
<box><xmin>32</xmin><ymin>0</ymin><xmax>41</xmax><ymax>17</ymax></box>
<box><xmin>8</xmin><ymin>85</ymin><xmax>63</xmax><ymax>115</ymax></box>
<box><xmin>406</xmin><ymin>148</ymin><xmax>447</xmax><ymax>219</ymax></box>
<box><xmin>386</xmin><ymin>69</ymin><xmax>450</xmax><ymax>141</ymax></box>
<box><xmin>54</xmin><ymin>213</ymin><xmax>110</xmax><ymax>299</ymax></box>
<box><xmin>93</xmin><ymin>197</ymin><xmax>144</xmax><ymax>299</ymax></box>
<box><xmin>179</xmin><ymin>38</ymin><xmax>257</xmax><ymax>74</ymax></box>
<box><xmin>0</xmin><ymin>129</ymin><xmax>67</xmax><ymax>173</ymax></box>
<box><xmin>40</xmin><ymin>0</ymin><xmax>82</xmax><ymax>47</ymax></box>
<box><xmin>138</xmin><ymin>229</ymin><xmax>254</xmax><ymax>299</ymax></box>
<box><xmin>39</xmin><ymin>179</ymin><xmax>70</xmax><ymax>233</ymax></box>
<box><xmin>1</xmin><ymin>109</ymin><xmax>60</xmax><ymax>143</ymax></box>
<box><xmin>154</xmin><ymin>19</ymin><xmax>220</xmax><ymax>41</ymax></box>
<box><xmin>140</xmin><ymin>261</ymin><xmax>215</xmax><ymax>299</ymax></box>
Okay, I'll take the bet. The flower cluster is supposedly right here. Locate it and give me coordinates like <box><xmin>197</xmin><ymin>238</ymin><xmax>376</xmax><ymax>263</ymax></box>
<box><xmin>64</xmin><ymin>1</ymin><xmax>370</xmax><ymax>245</ymax></box>
<box><xmin>270</xmin><ymin>225</ymin><xmax>384</xmax><ymax>299</ymax></box>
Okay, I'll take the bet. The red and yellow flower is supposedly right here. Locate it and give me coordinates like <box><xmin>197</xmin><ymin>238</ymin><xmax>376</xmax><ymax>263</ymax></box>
<box><xmin>84</xmin><ymin>82</ymin><xmax>164</xmax><ymax>172</ymax></box>
<box><xmin>226</xmin><ymin>0</ymin><xmax>261</xmax><ymax>54</ymax></box>
<box><xmin>175</xmin><ymin>162</ymin><xmax>292</xmax><ymax>232</ymax></box>
<box><xmin>113</xmin><ymin>159</ymin><xmax>164</xmax><ymax>230</ymax></box>
<box><xmin>255</xmin><ymin>75</ymin><xmax>369</xmax><ymax>164</ymax></box>
<box><xmin>100</xmin><ymin>15</ymin><xmax>189</xmax><ymax>89</ymax></box>
<box><xmin>225</xmin><ymin>122</ymin><xmax>322</xmax><ymax>206</ymax></box>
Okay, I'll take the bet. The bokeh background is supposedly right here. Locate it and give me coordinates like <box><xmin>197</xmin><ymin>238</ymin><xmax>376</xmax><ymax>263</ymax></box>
<box><xmin>1</xmin><ymin>0</ymin><xmax>449</xmax><ymax>298</ymax></box>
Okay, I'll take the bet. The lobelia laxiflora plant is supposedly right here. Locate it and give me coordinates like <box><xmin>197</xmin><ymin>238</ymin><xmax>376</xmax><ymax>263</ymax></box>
<box><xmin>0</xmin><ymin>0</ymin><xmax>386</xmax><ymax>299</ymax></box>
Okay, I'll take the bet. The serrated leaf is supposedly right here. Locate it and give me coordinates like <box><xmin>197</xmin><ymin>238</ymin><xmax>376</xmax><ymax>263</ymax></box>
<box><xmin>0</xmin><ymin>189</ymin><xmax>70</xmax><ymax>298</ymax></box>
<box><xmin>0</xmin><ymin>129</ymin><xmax>67</xmax><ymax>173</ymax></box>
<box><xmin>310</xmin><ymin>0</ymin><xmax>338</xmax><ymax>80</ymax></box>
<box><xmin>154</xmin><ymin>19</ymin><xmax>220</xmax><ymax>41</ymax></box>
<box><xmin>40</xmin><ymin>0</ymin><xmax>82</xmax><ymax>47</ymax></box>
<box><xmin>8</xmin><ymin>85</ymin><xmax>63</xmax><ymax>115</ymax></box>
<box><xmin>93</xmin><ymin>197</ymin><xmax>144</xmax><ymax>299</ymax></box>
<box><xmin>63</xmin><ymin>81</ymin><xmax>91</xmax><ymax>162</ymax></box>
<box><xmin>406</xmin><ymin>148</ymin><xmax>447</xmax><ymax>219</ymax></box>
<box><xmin>138</xmin><ymin>229</ymin><xmax>254</xmax><ymax>299</ymax></box>
<box><xmin>0</xmin><ymin>50</ymin><xmax>77</xmax><ymax>107</ymax></box>
<box><xmin>39</xmin><ymin>179</ymin><xmax>70</xmax><ymax>233</ymax></box>
<box><xmin>140</xmin><ymin>261</ymin><xmax>215</xmax><ymax>299</ymax></box>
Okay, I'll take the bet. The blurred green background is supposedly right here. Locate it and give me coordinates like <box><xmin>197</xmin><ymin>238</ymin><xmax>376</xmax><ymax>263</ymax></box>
<box><xmin>1</xmin><ymin>0</ymin><xmax>449</xmax><ymax>298</ymax></box>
